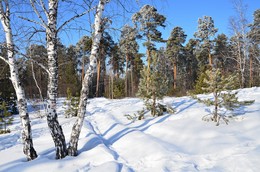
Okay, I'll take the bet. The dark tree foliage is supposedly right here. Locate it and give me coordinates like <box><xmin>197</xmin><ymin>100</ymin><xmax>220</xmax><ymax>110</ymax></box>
<box><xmin>166</xmin><ymin>26</ymin><xmax>187</xmax><ymax>90</ymax></box>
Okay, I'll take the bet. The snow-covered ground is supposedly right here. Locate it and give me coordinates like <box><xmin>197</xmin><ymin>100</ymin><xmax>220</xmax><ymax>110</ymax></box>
<box><xmin>0</xmin><ymin>87</ymin><xmax>260</xmax><ymax>172</ymax></box>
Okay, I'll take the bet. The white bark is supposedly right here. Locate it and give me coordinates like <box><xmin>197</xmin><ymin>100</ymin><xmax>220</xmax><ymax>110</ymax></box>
<box><xmin>31</xmin><ymin>61</ymin><xmax>46</xmax><ymax>115</ymax></box>
<box><xmin>230</xmin><ymin>0</ymin><xmax>250</xmax><ymax>88</ymax></box>
<box><xmin>0</xmin><ymin>0</ymin><xmax>37</xmax><ymax>161</ymax></box>
<box><xmin>68</xmin><ymin>0</ymin><xmax>107</xmax><ymax>156</ymax></box>
<box><xmin>45</xmin><ymin>0</ymin><xmax>67</xmax><ymax>159</ymax></box>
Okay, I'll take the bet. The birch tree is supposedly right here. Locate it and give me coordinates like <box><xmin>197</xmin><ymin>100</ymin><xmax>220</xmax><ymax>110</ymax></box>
<box><xmin>20</xmin><ymin>0</ymin><xmax>89</xmax><ymax>159</ymax></box>
<box><xmin>68</xmin><ymin>0</ymin><xmax>108</xmax><ymax>156</ymax></box>
<box><xmin>229</xmin><ymin>0</ymin><xmax>250</xmax><ymax>88</ymax></box>
<box><xmin>35</xmin><ymin>0</ymin><xmax>67</xmax><ymax>159</ymax></box>
<box><xmin>0</xmin><ymin>0</ymin><xmax>37</xmax><ymax>161</ymax></box>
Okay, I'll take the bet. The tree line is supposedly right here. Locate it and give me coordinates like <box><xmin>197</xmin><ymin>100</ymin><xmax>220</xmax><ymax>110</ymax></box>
<box><xmin>0</xmin><ymin>0</ymin><xmax>259</xmax><ymax>161</ymax></box>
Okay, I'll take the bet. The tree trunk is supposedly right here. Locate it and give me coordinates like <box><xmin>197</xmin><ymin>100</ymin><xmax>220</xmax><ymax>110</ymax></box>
<box><xmin>213</xmin><ymin>93</ymin><xmax>218</xmax><ymax>122</ymax></box>
<box><xmin>125</xmin><ymin>55</ymin><xmax>128</xmax><ymax>97</ymax></box>
<box><xmin>96</xmin><ymin>59</ymin><xmax>101</xmax><ymax>97</ymax></box>
<box><xmin>31</xmin><ymin>62</ymin><xmax>45</xmax><ymax>113</ymax></box>
<box><xmin>45</xmin><ymin>0</ymin><xmax>67</xmax><ymax>159</ymax></box>
<box><xmin>131</xmin><ymin>64</ymin><xmax>134</xmax><ymax>97</ymax></box>
<box><xmin>111</xmin><ymin>73</ymin><xmax>114</xmax><ymax>99</ymax></box>
<box><xmin>81</xmin><ymin>57</ymin><xmax>85</xmax><ymax>82</ymax></box>
<box><xmin>250</xmin><ymin>56</ymin><xmax>253</xmax><ymax>87</ymax></box>
<box><xmin>152</xmin><ymin>92</ymin><xmax>156</xmax><ymax>117</ymax></box>
<box><xmin>173</xmin><ymin>61</ymin><xmax>177</xmax><ymax>89</ymax></box>
<box><xmin>146</xmin><ymin>49</ymin><xmax>151</xmax><ymax>91</ymax></box>
<box><xmin>208</xmin><ymin>50</ymin><xmax>213</xmax><ymax>67</ymax></box>
<box><xmin>0</xmin><ymin>1</ymin><xmax>37</xmax><ymax>161</ymax></box>
<box><xmin>68</xmin><ymin>0</ymin><xmax>106</xmax><ymax>156</ymax></box>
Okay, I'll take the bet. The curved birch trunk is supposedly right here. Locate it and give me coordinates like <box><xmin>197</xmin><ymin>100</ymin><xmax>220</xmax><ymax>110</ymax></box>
<box><xmin>68</xmin><ymin>0</ymin><xmax>107</xmax><ymax>156</ymax></box>
<box><xmin>0</xmin><ymin>1</ymin><xmax>37</xmax><ymax>161</ymax></box>
<box><xmin>45</xmin><ymin>0</ymin><xmax>67</xmax><ymax>159</ymax></box>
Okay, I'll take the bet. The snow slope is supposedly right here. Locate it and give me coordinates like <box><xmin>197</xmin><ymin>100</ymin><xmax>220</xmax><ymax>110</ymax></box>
<box><xmin>0</xmin><ymin>87</ymin><xmax>260</xmax><ymax>172</ymax></box>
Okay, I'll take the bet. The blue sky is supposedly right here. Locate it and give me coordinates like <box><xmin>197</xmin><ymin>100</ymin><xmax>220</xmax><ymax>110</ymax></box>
<box><xmin>137</xmin><ymin>0</ymin><xmax>259</xmax><ymax>43</ymax></box>
<box><xmin>60</xmin><ymin>0</ymin><xmax>259</xmax><ymax>50</ymax></box>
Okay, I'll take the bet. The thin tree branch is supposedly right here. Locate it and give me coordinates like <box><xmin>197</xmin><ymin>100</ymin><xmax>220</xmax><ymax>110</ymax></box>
<box><xmin>16</xmin><ymin>51</ymin><xmax>50</xmax><ymax>75</ymax></box>
<box><xmin>29</xmin><ymin>0</ymin><xmax>47</xmax><ymax>28</ymax></box>
<box><xmin>58</xmin><ymin>61</ymin><xmax>71</xmax><ymax>67</ymax></box>
<box><xmin>31</xmin><ymin>61</ymin><xmax>46</xmax><ymax>114</ymax></box>
<box><xmin>0</xmin><ymin>55</ymin><xmax>11</xmax><ymax>66</ymax></box>
<box><xmin>57</xmin><ymin>8</ymin><xmax>95</xmax><ymax>33</ymax></box>
<box><xmin>27</xmin><ymin>27</ymin><xmax>45</xmax><ymax>40</ymax></box>
<box><xmin>18</xmin><ymin>16</ymin><xmax>46</xmax><ymax>28</ymax></box>
<box><xmin>39</xmin><ymin>0</ymin><xmax>49</xmax><ymax>18</ymax></box>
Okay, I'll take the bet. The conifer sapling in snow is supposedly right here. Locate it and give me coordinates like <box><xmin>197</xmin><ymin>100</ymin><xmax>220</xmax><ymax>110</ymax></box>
<box><xmin>137</xmin><ymin>51</ymin><xmax>174</xmax><ymax>118</ymax></box>
<box><xmin>0</xmin><ymin>101</ymin><xmax>13</xmax><ymax>134</ymax></box>
<box><xmin>192</xmin><ymin>68</ymin><xmax>254</xmax><ymax>126</ymax></box>
<box><xmin>63</xmin><ymin>88</ymin><xmax>79</xmax><ymax>118</ymax></box>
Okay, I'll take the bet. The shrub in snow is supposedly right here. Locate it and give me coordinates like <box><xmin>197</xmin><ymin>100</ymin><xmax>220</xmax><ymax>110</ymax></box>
<box><xmin>125</xmin><ymin>104</ymin><xmax>174</xmax><ymax>122</ymax></box>
<box><xmin>0</xmin><ymin>101</ymin><xmax>13</xmax><ymax>134</ymax></box>
<box><xmin>63</xmin><ymin>88</ymin><xmax>79</xmax><ymax>118</ymax></box>
<box><xmin>136</xmin><ymin>51</ymin><xmax>173</xmax><ymax>118</ymax></box>
<box><xmin>191</xmin><ymin>68</ymin><xmax>254</xmax><ymax>126</ymax></box>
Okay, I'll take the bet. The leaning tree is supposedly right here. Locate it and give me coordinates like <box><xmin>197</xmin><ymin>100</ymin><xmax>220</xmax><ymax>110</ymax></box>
<box><xmin>67</xmin><ymin>0</ymin><xmax>108</xmax><ymax>156</ymax></box>
<box><xmin>0</xmin><ymin>0</ymin><xmax>37</xmax><ymax>161</ymax></box>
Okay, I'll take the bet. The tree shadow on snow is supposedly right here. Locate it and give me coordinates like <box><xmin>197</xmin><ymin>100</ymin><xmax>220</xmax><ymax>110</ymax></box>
<box><xmin>104</xmin><ymin>99</ymin><xmax>198</xmax><ymax>145</ymax></box>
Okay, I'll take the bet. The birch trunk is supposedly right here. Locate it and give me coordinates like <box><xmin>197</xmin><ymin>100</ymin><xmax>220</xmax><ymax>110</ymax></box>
<box><xmin>250</xmin><ymin>56</ymin><xmax>253</xmax><ymax>87</ymax></box>
<box><xmin>96</xmin><ymin>59</ymin><xmax>101</xmax><ymax>97</ymax></box>
<box><xmin>125</xmin><ymin>55</ymin><xmax>128</xmax><ymax>97</ymax></box>
<box><xmin>68</xmin><ymin>0</ymin><xmax>107</xmax><ymax>156</ymax></box>
<box><xmin>0</xmin><ymin>1</ymin><xmax>37</xmax><ymax>161</ymax></box>
<box><xmin>45</xmin><ymin>0</ymin><xmax>67</xmax><ymax>159</ymax></box>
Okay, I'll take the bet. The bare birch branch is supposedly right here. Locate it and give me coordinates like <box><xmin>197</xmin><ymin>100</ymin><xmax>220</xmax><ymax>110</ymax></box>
<box><xmin>29</xmin><ymin>0</ymin><xmax>47</xmax><ymax>28</ymax></box>
<box><xmin>18</xmin><ymin>16</ymin><xmax>46</xmax><ymax>28</ymax></box>
<box><xmin>39</xmin><ymin>0</ymin><xmax>49</xmax><ymax>17</ymax></box>
<box><xmin>57</xmin><ymin>8</ymin><xmax>95</xmax><ymax>33</ymax></box>
<box><xmin>16</xmin><ymin>51</ymin><xmax>50</xmax><ymax>75</ymax></box>
<box><xmin>0</xmin><ymin>55</ymin><xmax>11</xmax><ymax>65</ymax></box>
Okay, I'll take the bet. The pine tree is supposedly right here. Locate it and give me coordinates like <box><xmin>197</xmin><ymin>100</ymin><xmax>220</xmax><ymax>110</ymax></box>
<box><xmin>63</xmin><ymin>88</ymin><xmax>79</xmax><ymax>118</ymax></box>
<box><xmin>192</xmin><ymin>68</ymin><xmax>254</xmax><ymax>126</ymax></box>
<box><xmin>194</xmin><ymin>16</ymin><xmax>218</xmax><ymax>67</ymax></box>
<box><xmin>166</xmin><ymin>26</ymin><xmax>187</xmax><ymax>90</ymax></box>
<box><xmin>137</xmin><ymin>51</ymin><xmax>169</xmax><ymax>117</ymax></box>
<box><xmin>249</xmin><ymin>9</ymin><xmax>260</xmax><ymax>86</ymax></box>
<box><xmin>76</xmin><ymin>35</ymin><xmax>92</xmax><ymax>82</ymax></box>
<box><xmin>0</xmin><ymin>101</ymin><xmax>13</xmax><ymax>134</ymax></box>
<box><xmin>119</xmin><ymin>25</ymin><xmax>139</xmax><ymax>97</ymax></box>
<box><xmin>96</xmin><ymin>31</ymin><xmax>114</xmax><ymax>97</ymax></box>
<box><xmin>184</xmin><ymin>39</ymin><xmax>198</xmax><ymax>90</ymax></box>
<box><xmin>213</xmin><ymin>34</ymin><xmax>231</xmax><ymax>70</ymax></box>
<box><xmin>132</xmin><ymin>5</ymin><xmax>166</xmax><ymax>78</ymax></box>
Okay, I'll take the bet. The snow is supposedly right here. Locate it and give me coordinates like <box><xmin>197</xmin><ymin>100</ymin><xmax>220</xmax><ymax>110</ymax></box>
<box><xmin>1</xmin><ymin>87</ymin><xmax>260</xmax><ymax>172</ymax></box>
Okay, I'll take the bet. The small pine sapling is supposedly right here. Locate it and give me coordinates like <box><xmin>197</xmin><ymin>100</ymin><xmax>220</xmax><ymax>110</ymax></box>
<box><xmin>137</xmin><ymin>51</ymin><xmax>175</xmax><ymax>118</ymax></box>
<box><xmin>192</xmin><ymin>68</ymin><xmax>254</xmax><ymax>126</ymax></box>
<box><xmin>0</xmin><ymin>101</ymin><xmax>13</xmax><ymax>134</ymax></box>
<box><xmin>63</xmin><ymin>88</ymin><xmax>79</xmax><ymax>118</ymax></box>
